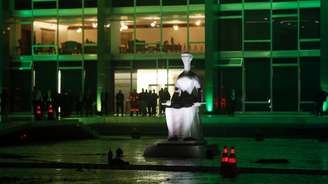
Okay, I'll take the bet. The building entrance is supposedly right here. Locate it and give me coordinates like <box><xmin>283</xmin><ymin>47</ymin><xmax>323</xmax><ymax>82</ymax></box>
<box><xmin>272</xmin><ymin>66</ymin><xmax>298</xmax><ymax>111</ymax></box>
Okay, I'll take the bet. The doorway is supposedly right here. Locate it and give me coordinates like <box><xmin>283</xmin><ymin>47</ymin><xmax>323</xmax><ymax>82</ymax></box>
<box><xmin>272</xmin><ymin>67</ymin><xmax>298</xmax><ymax>111</ymax></box>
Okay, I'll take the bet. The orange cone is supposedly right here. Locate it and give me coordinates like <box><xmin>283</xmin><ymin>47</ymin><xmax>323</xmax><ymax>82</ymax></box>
<box><xmin>220</xmin><ymin>146</ymin><xmax>229</xmax><ymax>175</ymax></box>
<box><xmin>228</xmin><ymin>146</ymin><xmax>238</xmax><ymax>177</ymax></box>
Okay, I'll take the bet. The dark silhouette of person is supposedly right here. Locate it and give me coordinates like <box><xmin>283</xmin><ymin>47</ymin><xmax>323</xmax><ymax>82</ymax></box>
<box><xmin>151</xmin><ymin>89</ymin><xmax>158</xmax><ymax>116</ymax></box>
<box><xmin>146</xmin><ymin>90</ymin><xmax>152</xmax><ymax>116</ymax></box>
<box><xmin>229</xmin><ymin>89</ymin><xmax>236</xmax><ymax>116</ymax></box>
<box><xmin>129</xmin><ymin>89</ymin><xmax>139</xmax><ymax>116</ymax></box>
<box><xmin>101</xmin><ymin>90</ymin><xmax>108</xmax><ymax>115</ymax></box>
<box><xmin>1</xmin><ymin>89</ymin><xmax>9</xmax><ymax>122</ymax></box>
<box><xmin>107</xmin><ymin>148</ymin><xmax>113</xmax><ymax>165</ymax></box>
<box><xmin>159</xmin><ymin>88</ymin><xmax>165</xmax><ymax>115</ymax></box>
<box><xmin>111</xmin><ymin>148</ymin><xmax>129</xmax><ymax>166</ymax></box>
<box><xmin>116</xmin><ymin>90</ymin><xmax>124</xmax><ymax>116</ymax></box>
<box><xmin>139</xmin><ymin>88</ymin><xmax>147</xmax><ymax>116</ymax></box>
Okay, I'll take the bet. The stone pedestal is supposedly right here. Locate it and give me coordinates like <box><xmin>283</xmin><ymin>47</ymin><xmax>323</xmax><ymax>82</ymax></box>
<box><xmin>144</xmin><ymin>140</ymin><xmax>208</xmax><ymax>158</ymax></box>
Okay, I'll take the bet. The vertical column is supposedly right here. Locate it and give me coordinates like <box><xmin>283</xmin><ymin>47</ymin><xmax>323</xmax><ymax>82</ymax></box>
<box><xmin>321</xmin><ymin>0</ymin><xmax>328</xmax><ymax>92</ymax></box>
<box><xmin>0</xmin><ymin>0</ymin><xmax>3</xmax><ymax>91</ymax></box>
<box><xmin>97</xmin><ymin>0</ymin><xmax>114</xmax><ymax>113</ymax></box>
<box><xmin>205</xmin><ymin>0</ymin><xmax>217</xmax><ymax>113</ymax></box>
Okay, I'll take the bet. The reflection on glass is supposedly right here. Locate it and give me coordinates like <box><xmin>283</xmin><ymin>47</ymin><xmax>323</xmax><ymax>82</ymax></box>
<box><xmin>273</xmin><ymin>17</ymin><xmax>297</xmax><ymax>50</ymax></box>
<box><xmin>59</xmin><ymin>17</ymin><xmax>83</xmax><ymax>55</ymax></box>
<box><xmin>218</xmin><ymin>19</ymin><xmax>242</xmax><ymax>51</ymax></box>
<box><xmin>110</xmin><ymin>16</ymin><xmax>134</xmax><ymax>54</ymax></box>
<box><xmin>244</xmin><ymin>10</ymin><xmax>270</xmax><ymax>40</ymax></box>
<box><xmin>135</xmin><ymin>15</ymin><xmax>161</xmax><ymax>53</ymax></box>
<box><xmin>162</xmin><ymin>14</ymin><xmax>187</xmax><ymax>53</ymax></box>
<box><xmin>189</xmin><ymin>13</ymin><xmax>205</xmax><ymax>53</ymax></box>
<box><xmin>33</xmin><ymin>19</ymin><xmax>57</xmax><ymax>55</ymax></box>
<box><xmin>11</xmin><ymin>21</ymin><xmax>32</xmax><ymax>56</ymax></box>
<box><xmin>84</xmin><ymin>17</ymin><xmax>98</xmax><ymax>54</ymax></box>
<box><xmin>300</xmin><ymin>8</ymin><xmax>320</xmax><ymax>39</ymax></box>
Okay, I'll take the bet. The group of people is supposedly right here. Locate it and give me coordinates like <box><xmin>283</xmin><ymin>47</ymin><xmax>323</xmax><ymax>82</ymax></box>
<box><xmin>31</xmin><ymin>87</ymin><xmax>96</xmax><ymax>119</ymax></box>
<box><xmin>115</xmin><ymin>88</ymin><xmax>171</xmax><ymax>117</ymax></box>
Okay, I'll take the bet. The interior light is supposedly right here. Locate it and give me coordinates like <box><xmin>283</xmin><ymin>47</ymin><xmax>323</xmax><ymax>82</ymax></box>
<box><xmin>173</xmin><ymin>25</ymin><xmax>179</xmax><ymax>31</ymax></box>
<box><xmin>195</xmin><ymin>20</ymin><xmax>201</xmax><ymax>26</ymax></box>
<box><xmin>120</xmin><ymin>22</ymin><xmax>128</xmax><ymax>31</ymax></box>
<box><xmin>76</xmin><ymin>28</ymin><xmax>82</xmax><ymax>33</ymax></box>
<box><xmin>92</xmin><ymin>23</ymin><xmax>97</xmax><ymax>28</ymax></box>
<box><xmin>150</xmin><ymin>21</ymin><xmax>157</xmax><ymax>28</ymax></box>
<box><xmin>50</xmin><ymin>24</ymin><xmax>56</xmax><ymax>29</ymax></box>
<box><xmin>104</xmin><ymin>24</ymin><xmax>111</xmax><ymax>28</ymax></box>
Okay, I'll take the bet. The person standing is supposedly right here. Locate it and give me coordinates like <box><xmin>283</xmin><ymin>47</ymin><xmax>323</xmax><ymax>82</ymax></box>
<box><xmin>116</xmin><ymin>90</ymin><xmax>124</xmax><ymax>116</ymax></box>
<box><xmin>101</xmin><ymin>90</ymin><xmax>108</xmax><ymax>115</ymax></box>
<box><xmin>159</xmin><ymin>88</ymin><xmax>165</xmax><ymax>115</ymax></box>
<box><xmin>151</xmin><ymin>89</ymin><xmax>158</xmax><ymax>116</ymax></box>
<box><xmin>129</xmin><ymin>89</ymin><xmax>139</xmax><ymax>116</ymax></box>
<box><xmin>139</xmin><ymin>88</ymin><xmax>147</xmax><ymax>116</ymax></box>
<box><xmin>229</xmin><ymin>89</ymin><xmax>236</xmax><ymax>116</ymax></box>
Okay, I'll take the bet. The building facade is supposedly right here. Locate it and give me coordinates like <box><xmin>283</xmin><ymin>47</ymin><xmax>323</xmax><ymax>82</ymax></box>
<box><xmin>0</xmin><ymin>0</ymin><xmax>326</xmax><ymax>114</ymax></box>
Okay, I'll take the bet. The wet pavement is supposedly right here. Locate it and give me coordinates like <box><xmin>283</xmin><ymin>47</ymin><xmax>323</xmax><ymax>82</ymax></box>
<box><xmin>1</xmin><ymin>136</ymin><xmax>328</xmax><ymax>183</ymax></box>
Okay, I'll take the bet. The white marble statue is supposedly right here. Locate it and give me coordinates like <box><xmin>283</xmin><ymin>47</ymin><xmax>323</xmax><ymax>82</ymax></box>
<box><xmin>164</xmin><ymin>53</ymin><xmax>203</xmax><ymax>141</ymax></box>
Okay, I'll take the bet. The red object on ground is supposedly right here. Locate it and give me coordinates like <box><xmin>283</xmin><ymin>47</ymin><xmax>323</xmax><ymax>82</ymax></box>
<box><xmin>228</xmin><ymin>147</ymin><xmax>237</xmax><ymax>164</ymax></box>
<box><xmin>35</xmin><ymin>104</ymin><xmax>43</xmax><ymax>120</ymax></box>
<box><xmin>47</xmin><ymin>104</ymin><xmax>55</xmax><ymax>120</ymax></box>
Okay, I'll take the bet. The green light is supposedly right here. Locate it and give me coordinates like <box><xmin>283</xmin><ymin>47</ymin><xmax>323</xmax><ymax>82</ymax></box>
<box><xmin>323</xmin><ymin>98</ymin><xmax>328</xmax><ymax>112</ymax></box>
<box><xmin>205</xmin><ymin>94</ymin><xmax>213</xmax><ymax>112</ymax></box>
<box><xmin>97</xmin><ymin>92</ymin><xmax>101</xmax><ymax>112</ymax></box>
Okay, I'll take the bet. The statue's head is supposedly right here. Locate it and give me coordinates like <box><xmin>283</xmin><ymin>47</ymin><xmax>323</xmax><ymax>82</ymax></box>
<box><xmin>181</xmin><ymin>52</ymin><xmax>193</xmax><ymax>71</ymax></box>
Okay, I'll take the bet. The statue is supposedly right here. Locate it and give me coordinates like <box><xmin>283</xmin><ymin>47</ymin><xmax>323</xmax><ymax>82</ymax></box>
<box><xmin>163</xmin><ymin>53</ymin><xmax>203</xmax><ymax>141</ymax></box>
<box><xmin>144</xmin><ymin>53</ymin><xmax>208</xmax><ymax>158</ymax></box>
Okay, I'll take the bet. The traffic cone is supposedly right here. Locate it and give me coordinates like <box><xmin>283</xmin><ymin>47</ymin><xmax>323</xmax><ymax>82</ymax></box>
<box><xmin>47</xmin><ymin>104</ymin><xmax>54</xmax><ymax>120</ymax></box>
<box><xmin>35</xmin><ymin>104</ymin><xmax>43</xmax><ymax>120</ymax></box>
<box><xmin>220</xmin><ymin>146</ymin><xmax>229</xmax><ymax>175</ymax></box>
<box><xmin>227</xmin><ymin>146</ymin><xmax>238</xmax><ymax>177</ymax></box>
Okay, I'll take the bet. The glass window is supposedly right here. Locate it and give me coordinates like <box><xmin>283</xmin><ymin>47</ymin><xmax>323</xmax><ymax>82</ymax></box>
<box><xmin>189</xmin><ymin>13</ymin><xmax>205</xmax><ymax>53</ymax></box>
<box><xmin>112</xmin><ymin>0</ymin><xmax>134</xmax><ymax>7</ymax></box>
<box><xmin>273</xmin><ymin>17</ymin><xmax>297</xmax><ymax>50</ymax></box>
<box><xmin>33</xmin><ymin>1</ymin><xmax>57</xmax><ymax>9</ymax></box>
<box><xmin>219</xmin><ymin>0</ymin><xmax>241</xmax><ymax>3</ymax></box>
<box><xmin>218</xmin><ymin>19</ymin><xmax>242</xmax><ymax>51</ymax></box>
<box><xmin>190</xmin><ymin>0</ymin><xmax>205</xmax><ymax>4</ymax></box>
<box><xmin>245</xmin><ymin>42</ymin><xmax>270</xmax><ymax>51</ymax></box>
<box><xmin>110</xmin><ymin>15</ymin><xmax>134</xmax><ymax>54</ymax></box>
<box><xmin>273</xmin><ymin>0</ymin><xmax>297</xmax><ymax>1</ymax></box>
<box><xmin>136</xmin><ymin>0</ymin><xmax>160</xmax><ymax>6</ymax></box>
<box><xmin>135</xmin><ymin>15</ymin><xmax>161</xmax><ymax>53</ymax></box>
<box><xmin>33</xmin><ymin>18</ymin><xmax>58</xmax><ymax>55</ymax></box>
<box><xmin>300</xmin><ymin>8</ymin><xmax>320</xmax><ymax>39</ymax></box>
<box><xmin>84</xmin><ymin>0</ymin><xmax>97</xmax><ymax>7</ymax></box>
<box><xmin>11</xmin><ymin>21</ymin><xmax>33</xmax><ymax>56</ymax></box>
<box><xmin>300</xmin><ymin>57</ymin><xmax>320</xmax><ymax>101</ymax></box>
<box><xmin>162</xmin><ymin>14</ymin><xmax>187</xmax><ymax>53</ymax></box>
<box><xmin>300</xmin><ymin>42</ymin><xmax>320</xmax><ymax>50</ymax></box>
<box><xmin>245</xmin><ymin>58</ymin><xmax>270</xmax><ymax>101</ymax></box>
<box><xmin>15</xmin><ymin>0</ymin><xmax>32</xmax><ymax>10</ymax></box>
<box><xmin>163</xmin><ymin>0</ymin><xmax>187</xmax><ymax>6</ymax></box>
<box><xmin>83</xmin><ymin>17</ymin><xmax>97</xmax><ymax>54</ymax></box>
<box><xmin>59</xmin><ymin>0</ymin><xmax>82</xmax><ymax>9</ymax></box>
<box><xmin>244</xmin><ymin>10</ymin><xmax>270</xmax><ymax>40</ymax></box>
<box><xmin>245</xmin><ymin>0</ymin><xmax>269</xmax><ymax>2</ymax></box>
<box><xmin>59</xmin><ymin>17</ymin><xmax>83</xmax><ymax>54</ymax></box>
